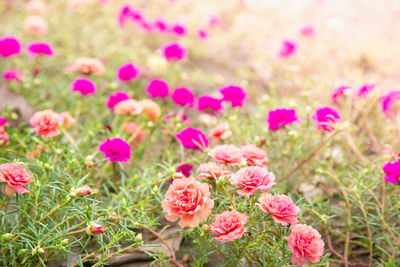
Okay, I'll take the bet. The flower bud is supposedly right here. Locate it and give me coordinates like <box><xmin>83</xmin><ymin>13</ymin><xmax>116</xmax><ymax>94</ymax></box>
<box><xmin>86</xmin><ymin>223</ymin><xmax>104</xmax><ymax>235</ymax></box>
<box><xmin>61</xmin><ymin>239</ymin><xmax>69</xmax><ymax>246</ymax></box>
<box><xmin>18</xmin><ymin>249</ymin><xmax>28</xmax><ymax>257</ymax></box>
<box><xmin>32</xmin><ymin>246</ymin><xmax>44</xmax><ymax>256</ymax></box>
<box><xmin>202</xmin><ymin>224</ymin><xmax>210</xmax><ymax>232</ymax></box>
<box><xmin>135</xmin><ymin>233</ymin><xmax>143</xmax><ymax>242</ymax></box>
<box><xmin>75</xmin><ymin>185</ymin><xmax>93</xmax><ymax>197</ymax></box>
<box><xmin>1</xmin><ymin>233</ymin><xmax>13</xmax><ymax>242</ymax></box>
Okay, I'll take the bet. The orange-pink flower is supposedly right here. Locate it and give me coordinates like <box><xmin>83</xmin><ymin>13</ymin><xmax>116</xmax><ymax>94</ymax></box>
<box><xmin>230</xmin><ymin>166</ymin><xmax>275</xmax><ymax>196</ymax></box>
<box><xmin>287</xmin><ymin>224</ymin><xmax>325</xmax><ymax>266</ymax></box>
<box><xmin>257</xmin><ymin>193</ymin><xmax>300</xmax><ymax>225</ymax></box>
<box><xmin>23</xmin><ymin>16</ymin><xmax>48</xmax><ymax>36</ymax></box>
<box><xmin>208</xmin><ymin>144</ymin><xmax>243</xmax><ymax>165</ymax></box>
<box><xmin>208</xmin><ymin>123</ymin><xmax>232</xmax><ymax>144</ymax></box>
<box><xmin>0</xmin><ymin>127</ymin><xmax>9</xmax><ymax>147</ymax></box>
<box><xmin>60</xmin><ymin>112</ymin><xmax>76</xmax><ymax>129</ymax></box>
<box><xmin>162</xmin><ymin>177</ymin><xmax>214</xmax><ymax>228</ymax></box>
<box><xmin>122</xmin><ymin>122</ymin><xmax>146</xmax><ymax>147</ymax></box>
<box><xmin>138</xmin><ymin>99</ymin><xmax>161</xmax><ymax>121</ymax></box>
<box><xmin>114</xmin><ymin>99</ymin><xmax>143</xmax><ymax>115</ymax></box>
<box><xmin>0</xmin><ymin>163</ymin><xmax>34</xmax><ymax>195</ymax></box>
<box><xmin>30</xmin><ymin>110</ymin><xmax>62</xmax><ymax>138</ymax></box>
<box><xmin>68</xmin><ymin>57</ymin><xmax>105</xmax><ymax>76</ymax></box>
<box><xmin>197</xmin><ymin>162</ymin><xmax>231</xmax><ymax>180</ymax></box>
<box><xmin>210</xmin><ymin>210</ymin><xmax>247</xmax><ymax>242</ymax></box>
<box><xmin>240</xmin><ymin>144</ymin><xmax>269</xmax><ymax>167</ymax></box>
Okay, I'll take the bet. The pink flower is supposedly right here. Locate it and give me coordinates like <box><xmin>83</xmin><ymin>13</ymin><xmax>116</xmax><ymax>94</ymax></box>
<box><xmin>382</xmin><ymin>160</ymin><xmax>400</xmax><ymax>184</ymax></box>
<box><xmin>240</xmin><ymin>145</ymin><xmax>269</xmax><ymax>167</ymax></box>
<box><xmin>208</xmin><ymin>123</ymin><xmax>232</xmax><ymax>144</ymax></box>
<box><xmin>197</xmin><ymin>95</ymin><xmax>223</xmax><ymax>115</ymax></box>
<box><xmin>266</xmin><ymin>108</ymin><xmax>300</xmax><ymax>131</ymax></box>
<box><xmin>171</xmin><ymin>87</ymin><xmax>195</xmax><ymax>107</ymax></box>
<box><xmin>146</xmin><ymin>79</ymin><xmax>169</xmax><ymax>98</ymax></box>
<box><xmin>114</xmin><ymin>99</ymin><xmax>142</xmax><ymax>115</ymax></box>
<box><xmin>210</xmin><ymin>210</ymin><xmax>248</xmax><ymax>242</ymax></box>
<box><xmin>99</xmin><ymin>137</ymin><xmax>131</xmax><ymax>162</ymax></box>
<box><xmin>30</xmin><ymin>110</ymin><xmax>62</xmax><ymax>138</ymax></box>
<box><xmin>0</xmin><ymin>163</ymin><xmax>34</xmax><ymax>195</ymax></box>
<box><xmin>0</xmin><ymin>127</ymin><xmax>9</xmax><ymax>147</ymax></box>
<box><xmin>75</xmin><ymin>185</ymin><xmax>93</xmax><ymax>197</ymax></box>
<box><xmin>312</xmin><ymin>106</ymin><xmax>341</xmax><ymax>132</ymax></box>
<box><xmin>162</xmin><ymin>41</ymin><xmax>187</xmax><ymax>61</ymax></box>
<box><xmin>68</xmin><ymin>57</ymin><xmax>105</xmax><ymax>76</ymax></box>
<box><xmin>300</xmin><ymin>25</ymin><xmax>314</xmax><ymax>37</ymax></box>
<box><xmin>176</xmin><ymin>127</ymin><xmax>209</xmax><ymax>151</ymax></box>
<box><xmin>230</xmin><ymin>166</ymin><xmax>275</xmax><ymax>196</ymax></box>
<box><xmin>176</xmin><ymin>164</ymin><xmax>193</xmax><ymax>178</ymax></box>
<box><xmin>71</xmin><ymin>77</ymin><xmax>97</xmax><ymax>96</ymax></box>
<box><xmin>219</xmin><ymin>85</ymin><xmax>248</xmax><ymax>107</ymax></box>
<box><xmin>3</xmin><ymin>69</ymin><xmax>22</xmax><ymax>82</ymax></box>
<box><xmin>106</xmin><ymin>91</ymin><xmax>130</xmax><ymax>109</ymax></box>
<box><xmin>257</xmin><ymin>193</ymin><xmax>300</xmax><ymax>225</ymax></box>
<box><xmin>198</xmin><ymin>28</ymin><xmax>208</xmax><ymax>39</ymax></box>
<box><xmin>287</xmin><ymin>224</ymin><xmax>325</xmax><ymax>266</ymax></box>
<box><xmin>381</xmin><ymin>91</ymin><xmax>400</xmax><ymax>119</ymax></box>
<box><xmin>208</xmin><ymin>14</ymin><xmax>221</xmax><ymax>27</ymax></box>
<box><xmin>197</xmin><ymin>162</ymin><xmax>231</xmax><ymax>180</ymax></box>
<box><xmin>27</xmin><ymin>41</ymin><xmax>54</xmax><ymax>57</ymax></box>
<box><xmin>162</xmin><ymin>177</ymin><xmax>214</xmax><ymax>228</ymax></box>
<box><xmin>357</xmin><ymin>83</ymin><xmax>375</xmax><ymax>98</ymax></box>
<box><xmin>208</xmin><ymin>144</ymin><xmax>242</xmax><ymax>165</ymax></box>
<box><xmin>23</xmin><ymin>16</ymin><xmax>48</xmax><ymax>36</ymax></box>
<box><xmin>122</xmin><ymin>122</ymin><xmax>146</xmax><ymax>147</ymax></box>
<box><xmin>332</xmin><ymin>85</ymin><xmax>351</xmax><ymax>104</ymax></box>
<box><xmin>279</xmin><ymin>40</ymin><xmax>297</xmax><ymax>58</ymax></box>
<box><xmin>0</xmin><ymin>36</ymin><xmax>22</xmax><ymax>58</ymax></box>
<box><xmin>171</xmin><ymin>23</ymin><xmax>187</xmax><ymax>36</ymax></box>
<box><xmin>117</xmin><ymin>62</ymin><xmax>140</xmax><ymax>82</ymax></box>
<box><xmin>86</xmin><ymin>223</ymin><xmax>104</xmax><ymax>234</ymax></box>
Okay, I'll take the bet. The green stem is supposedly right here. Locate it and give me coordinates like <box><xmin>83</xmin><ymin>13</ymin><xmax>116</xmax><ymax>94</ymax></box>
<box><xmin>247</xmin><ymin>195</ymin><xmax>256</xmax><ymax>228</ymax></box>
<box><xmin>0</xmin><ymin>196</ymin><xmax>8</xmax><ymax>210</ymax></box>
<box><xmin>221</xmin><ymin>183</ymin><xmax>236</xmax><ymax>209</ymax></box>
<box><xmin>38</xmin><ymin>197</ymin><xmax>72</xmax><ymax>223</ymax></box>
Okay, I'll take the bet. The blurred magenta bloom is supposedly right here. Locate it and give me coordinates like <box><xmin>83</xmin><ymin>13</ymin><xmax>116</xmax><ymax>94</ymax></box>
<box><xmin>380</xmin><ymin>91</ymin><xmax>400</xmax><ymax>119</ymax></box>
<box><xmin>27</xmin><ymin>41</ymin><xmax>54</xmax><ymax>57</ymax></box>
<box><xmin>208</xmin><ymin>14</ymin><xmax>221</xmax><ymax>27</ymax></box>
<box><xmin>176</xmin><ymin>127</ymin><xmax>209</xmax><ymax>151</ymax></box>
<box><xmin>279</xmin><ymin>40</ymin><xmax>297</xmax><ymax>58</ymax></box>
<box><xmin>312</xmin><ymin>107</ymin><xmax>341</xmax><ymax>132</ymax></box>
<box><xmin>0</xmin><ymin>117</ymin><xmax>7</xmax><ymax>126</ymax></box>
<box><xmin>383</xmin><ymin>161</ymin><xmax>400</xmax><ymax>184</ymax></box>
<box><xmin>162</xmin><ymin>41</ymin><xmax>187</xmax><ymax>61</ymax></box>
<box><xmin>154</xmin><ymin>18</ymin><xmax>168</xmax><ymax>32</ymax></box>
<box><xmin>99</xmin><ymin>137</ymin><xmax>131</xmax><ymax>162</ymax></box>
<box><xmin>171</xmin><ymin>87</ymin><xmax>195</xmax><ymax>107</ymax></box>
<box><xmin>117</xmin><ymin>62</ymin><xmax>140</xmax><ymax>82</ymax></box>
<box><xmin>332</xmin><ymin>85</ymin><xmax>351</xmax><ymax>104</ymax></box>
<box><xmin>71</xmin><ymin>77</ymin><xmax>97</xmax><ymax>96</ymax></box>
<box><xmin>3</xmin><ymin>69</ymin><xmax>22</xmax><ymax>82</ymax></box>
<box><xmin>146</xmin><ymin>79</ymin><xmax>169</xmax><ymax>98</ymax></box>
<box><xmin>198</xmin><ymin>28</ymin><xmax>208</xmax><ymax>39</ymax></box>
<box><xmin>171</xmin><ymin>23</ymin><xmax>186</xmax><ymax>36</ymax></box>
<box><xmin>357</xmin><ymin>83</ymin><xmax>375</xmax><ymax>98</ymax></box>
<box><xmin>219</xmin><ymin>85</ymin><xmax>248</xmax><ymax>107</ymax></box>
<box><xmin>176</xmin><ymin>163</ymin><xmax>193</xmax><ymax>177</ymax></box>
<box><xmin>106</xmin><ymin>91</ymin><xmax>130</xmax><ymax>109</ymax></box>
<box><xmin>197</xmin><ymin>95</ymin><xmax>223</xmax><ymax>114</ymax></box>
<box><xmin>0</xmin><ymin>36</ymin><xmax>22</xmax><ymax>58</ymax></box>
<box><xmin>300</xmin><ymin>25</ymin><xmax>315</xmax><ymax>37</ymax></box>
<box><xmin>266</xmin><ymin>108</ymin><xmax>300</xmax><ymax>131</ymax></box>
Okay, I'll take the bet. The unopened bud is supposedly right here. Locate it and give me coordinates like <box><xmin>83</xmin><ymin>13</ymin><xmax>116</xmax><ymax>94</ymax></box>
<box><xmin>32</xmin><ymin>246</ymin><xmax>44</xmax><ymax>256</ymax></box>
<box><xmin>75</xmin><ymin>186</ymin><xmax>93</xmax><ymax>197</ymax></box>
<box><xmin>135</xmin><ymin>233</ymin><xmax>143</xmax><ymax>242</ymax></box>
<box><xmin>86</xmin><ymin>223</ymin><xmax>104</xmax><ymax>235</ymax></box>
<box><xmin>61</xmin><ymin>239</ymin><xmax>69</xmax><ymax>246</ymax></box>
<box><xmin>1</xmin><ymin>233</ymin><xmax>13</xmax><ymax>242</ymax></box>
<box><xmin>202</xmin><ymin>224</ymin><xmax>210</xmax><ymax>232</ymax></box>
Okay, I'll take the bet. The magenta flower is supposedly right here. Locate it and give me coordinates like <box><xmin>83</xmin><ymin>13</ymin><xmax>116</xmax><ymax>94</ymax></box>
<box><xmin>332</xmin><ymin>85</ymin><xmax>351</xmax><ymax>104</ymax></box>
<box><xmin>118</xmin><ymin>5</ymin><xmax>135</xmax><ymax>27</ymax></box>
<box><xmin>0</xmin><ymin>36</ymin><xmax>22</xmax><ymax>58</ymax></box>
<box><xmin>266</xmin><ymin>108</ymin><xmax>300</xmax><ymax>131</ymax></box>
<box><xmin>219</xmin><ymin>85</ymin><xmax>248</xmax><ymax>107</ymax></box>
<box><xmin>381</xmin><ymin>91</ymin><xmax>400</xmax><ymax>119</ymax></box>
<box><xmin>117</xmin><ymin>62</ymin><xmax>140</xmax><ymax>82</ymax></box>
<box><xmin>279</xmin><ymin>40</ymin><xmax>297</xmax><ymax>58</ymax></box>
<box><xmin>71</xmin><ymin>77</ymin><xmax>97</xmax><ymax>96</ymax></box>
<box><xmin>197</xmin><ymin>95</ymin><xmax>223</xmax><ymax>115</ymax></box>
<box><xmin>312</xmin><ymin>106</ymin><xmax>341</xmax><ymax>132</ymax></box>
<box><xmin>99</xmin><ymin>137</ymin><xmax>131</xmax><ymax>162</ymax></box>
<box><xmin>27</xmin><ymin>41</ymin><xmax>54</xmax><ymax>57</ymax></box>
<box><xmin>106</xmin><ymin>91</ymin><xmax>130</xmax><ymax>109</ymax></box>
<box><xmin>0</xmin><ymin>117</ymin><xmax>7</xmax><ymax>126</ymax></box>
<box><xmin>3</xmin><ymin>69</ymin><xmax>22</xmax><ymax>82</ymax></box>
<box><xmin>146</xmin><ymin>79</ymin><xmax>169</xmax><ymax>98</ymax></box>
<box><xmin>171</xmin><ymin>87</ymin><xmax>195</xmax><ymax>107</ymax></box>
<box><xmin>383</xmin><ymin>161</ymin><xmax>400</xmax><ymax>184</ymax></box>
<box><xmin>357</xmin><ymin>83</ymin><xmax>375</xmax><ymax>98</ymax></box>
<box><xmin>154</xmin><ymin>18</ymin><xmax>168</xmax><ymax>32</ymax></box>
<box><xmin>162</xmin><ymin>41</ymin><xmax>187</xmax><ymax>61</ymax></box>
<box><xmin>176</xmin><ymin>163</ymin><xmax>193</xmax><ymax>177</ymax></box>
<box><xmin>300</xmin><ymin>25</ymin><xmax>315</xmax><ymax>37</ymax></box>
<box><xmin>171</xmin><ymin>24</ymin><xmax>186</xmax><ymax>36</ymax></box>
<box><xmin>198</xmin><ymin>28</ymin><xmax>208</xmax><ymax>39</ymax></box>
<box><xmin>176</xmin><ymin>127</ymin><xmax>209</xmax><ymax>151</ymax></box>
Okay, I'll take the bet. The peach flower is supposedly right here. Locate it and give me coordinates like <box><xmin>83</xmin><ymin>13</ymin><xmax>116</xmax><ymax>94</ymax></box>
<box><xmin>138</xmin><ymin>99</ymin><xmax>161</xmax><ymax>121</ymax></box>
<box><xmin>60</xmin><ymin>112</ymin><xmax>76</xmax><ymax>129</ymax></box>
<box><xmin>23</xmin><ymin>16</ymin><xmax>48</xmax><ymax>36</ymax></box>
<box><xmin>208</xmin><ymin>144</ymin><xmax>243</xmax><ymax>165</ymax></box>
<box><xmin>30</xmin><ymin>110</ymin><xmax>62</xmax><ymax>138</ymax></box>
<box><xmin>68</xmin><ymin>57</ymin><xmax>105</xmax><ymax>76</ymax></box>
<box><xmin>257</xmin><ymin>193</ymin><xmax>300</xmax><ymax>225</ymax></box>
<box><xmin>26</xmin><ymin>0</ymin><xmax>47</xmax><ymax>15</ymax></box>
<box><xmin>122</xmin><ymin>122</ymin><xmax>146</xmax><ymax>147</ymax></box>
<box><xmin>0</xmin><ymin>163</ymin><xmax>34</xmax><ymax>195</ymax></box>
<box><xmin>230</xmin><ymin>166</ymin><xmax>275</xmax><ymax>196</ymax></box>
<box><xmin>210</xmin><ymin>210</ymin><xmax>247</xmax><ymax>242</ymax></box>
<box><xmin>162</xmin><ymin>177</ymin><xmax>214</xmax><ymax>228</ymax></box>
<box><xmin>287</xmin><ymin>224</ymin><xmax>325</xmax><ymax>266</ymax></box>
<box><xmin>208</xmin><ymin>123</ymin><xmax>232</xmax><ymax>144</ymax></box>
<box><xmin>382</xmin><ymin>144</ymin><xmax>395</xmax><ymax>162</ymax></box>
<box><xmin>197</xmin><ymin>162</ymin><xmax>231</xmax><ymax>180</ymax></box>
<box><xmin>240</xmin><ymin>145</ymin><xmax>269</xmax><ymax>167</ymax></box>
<box><xmin>0</xmin><ymin>127</ymin><xmax>9</xmax><ymax>147</ymax></box>
<box><xmin>114</xmin><ymin>99</ymin><xmax>143</xmax><ymax>115</ymax></box>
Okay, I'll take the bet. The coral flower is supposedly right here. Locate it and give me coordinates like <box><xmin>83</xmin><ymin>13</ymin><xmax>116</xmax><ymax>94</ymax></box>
<box><xmin>99</xmin><ymin>137</ymin><xmax>131</xmax><ymax>162</ymax></box>
<box><xmin>27</xmin><ymin>41</ymin><xmax>54</xmax><ymax>57</ymax></box>
<box><xmin>122</xmin><ymin>122</ymin><xmax>146</xmax><ymax>147</ymax></box>
<box><xmin>257</xmin><ymin>193</ymin><xmax>300</xmax><ymax>225</ymax></box>
<box><xmin>176</xmin><ymin>127</ymin><xmax>209</xmax><ymax>151</ymax></box>
<box><xmin>138</xmin><ymin>99</ymin><xmax>161</xmax><ymax>121</ymax></box>
<box><xmin>146</xmin><ymin>79</ymin><xmax>169</xmax><ymax>98</ymax></box>
<box><xmin>162</xmin><ymin>41</ymin><xmax>187</xmax><ymax>61</ymax></box>
<box><xmin>23</xmin><ymin>16</ymin><xmax>48</xmax><ymax>36</ymax></box>
<box><xmin>287</xmin><ymin>224</ymin><xmax>325</xmax><ymax>266</ymax></box>
<box><xmin>59</xmin><ymin>112</ymin><xmax>76</xmax><ymax>128</ymax></box>
<box><xmin>71</xmin><ymin>77</ymin><xmax>97</xmax><ymax>96</ymax></box>
<box><xmin>230</xmin><ymin>166</ymin><xmax>275</xmax><ymax>196</ymax></box>
<box><xmin>69</xmin><ymin>57</ymin><xmax>105</xmax><ymax>76</ymax></box>
<box><xmin>240</xmin><ymin>144</ymin><xmax>269</xmax><ymax>167</ymax></box>
<box><xmin>162</xmin><ymin>177</ymin><xmax>214</xmax><ymax>228</ymax></box>
<box><xmin>312</xmin><ymin>107</ymin><xmax>341</xmax><ymax>132</ymax></box>
<box><xmin>0</xmin><ymin>36</ymin><xmax>22</xmax><ymax>58</ymax></box>
<box><xmin>279</xmin><ymin>40</ymin><xmax>297</xmax><ymax>58</ymax></box>
<box><xmin>0</xmin><ymin>163</ymin><xmax>34</xmax><ymax>195</ymax></box>
<box><xmin>171</xmin><ymin>87</ymin><xmax>195</xmax><ymax>108</ymax></box>
<box><xmin>332</xmin><ymin>85</ymin><xmax>351</xmax><ymax>104</ymax></box>
<box><xmin>197</xmin><ymin>95</ymin><xmax>223</xmax><ymax>115</ymax></box>
<box><xmin>106</xmin><ymin>91</ymin><xmax>130</xmax><ymax>109</ymax></box>
<box><xmin>0</xmin><ymin>127</ymin><xmax>9</xmax><ymax>147</ymax></box>
<box><xmin>117</xmin><ymin>62</ymin><xmax>140</xmax><ymax>82</ymax></box>
<box><xmin>208</xmin><ymin>123</ymin><xmax>232</xmax><ymax>144</ymax></box>
<box><xmin>210</xmin><ymin>211</ymin><xmax>248</xmax><ymax>242</ymax></box>
<box><xmin>114</xmin><ymin>99</ymin><xmax>143</xmax><ymax>115</ymax></box>
<box><xmin>30</xmin><ymin>110</ymin><xmax>62</xmax><ymax>138</ymax></box>
<box><xmin>266</xmin><ymin>108</ymin><xmax>300</xmax><ymax>131</ymax></box>
<box><xmin>197</xmin><ymin>162</ymin><xmax>231</xmax><ymax>180</ymax></box>
<box><xmin>208</xmin><ymin>144</ymin><xmax>242</xmax><ymax>165</ymax></box>
<box><xmin>219</xmin><ymin>85</ymin><xmax>248</xmax><ymax>107</ymax></box>
<box><xmin>3</xmin><ymin>69</ymin><xmax>22</xmax><ymax>82</ymax></box>
<box><xmin>382</xmin><ymin>160</ymin><xmax>400</xmax><ymax>184</ymax></box>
